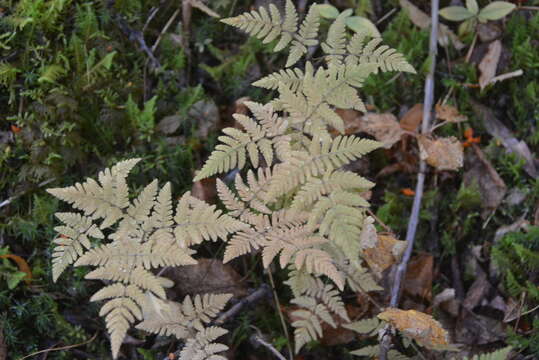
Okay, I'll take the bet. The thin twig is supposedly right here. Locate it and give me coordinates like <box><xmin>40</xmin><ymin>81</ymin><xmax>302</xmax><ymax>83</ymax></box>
<box><xmin>0</xmin><ymin>178</ymin><xmax>56</xmax><ymax>209</ymax></box>
<box><xmin>267</xmin><ymin>269</ymin><xmax>294</xmax><ymax>360</ymax></box>
<box><xmin>214</xmin><ymin>284</ymin><xmax>271</xmax><ymax>325</ymax></box>
<box><xmin>151</xmin><ymin>9</ymin><xmax>181</xmax><ymax>52</ymax></box>
<box><xmin>20</xmin><ymin>332</ymin><xmax>98</xmax><ymax>359</ymax></box>
<box><xmin>379</xmin><ymin>0</ymin><xmax>440</xmax><ymax>359</ymax></box>
<box><xmin>250</xmin><ymin>327</ymin><xmax>287</xmax><ymax>360</ymax></box>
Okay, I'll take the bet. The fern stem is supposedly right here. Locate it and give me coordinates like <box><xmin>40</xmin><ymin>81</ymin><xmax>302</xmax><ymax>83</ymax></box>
<box><xmin>379</xmin><ymin>0</ymin><xmax>440</xmax><ymax>358</ymax></box>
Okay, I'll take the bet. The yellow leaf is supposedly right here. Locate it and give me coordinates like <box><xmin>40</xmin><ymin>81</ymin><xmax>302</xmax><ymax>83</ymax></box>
<box><xmin>418</xmin><ymin>136</ymin><xmax>463</xmax><ymax>171</ymax></box>
<box><xmin>378</xmin><ymin>308</ymin><xmax>450</xmax><ymax>349</ymax></box>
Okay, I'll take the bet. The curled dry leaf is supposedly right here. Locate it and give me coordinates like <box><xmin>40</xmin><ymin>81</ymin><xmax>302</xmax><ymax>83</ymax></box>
<box><xmin>191</xmin><ymin>177</ymin><xmax>217</xmax><ymax>204</ymax></box>
<box><xmin>479</xmin><ymin>40</ymin><xmax>502</xmax><ymax>90</ymax></box>
<box><xmin>359</xmin><ymin>218</ymin><xmax>406</xmax><ymax>275</ymax></box>
<box><xmin>335</xmin><ymin>108</ymin><xmax>364</xmax><ymax>135</ymax></box>
<box><xmin>400</xmin><ymin>103</ymin><xmax>423</xmax><ymax>132</ymax></box>
<box><xmin>359</xmin><ymin>113</ymin><xmax>403</xmax><ymax>149</ymax></box>
<box><xmin>435</xmin><ymin>104</ymin><xmax>467</xmax><ymax>123</ymax></box>
<box><xmin>378</xmin><ymin>308</ymin><xmax>451</xmax><ymax>349</ymax></box>
<box><xmin>418</xmin><ymin>136</ymin><xmax>464</xmax><ymax>171</ymax></box>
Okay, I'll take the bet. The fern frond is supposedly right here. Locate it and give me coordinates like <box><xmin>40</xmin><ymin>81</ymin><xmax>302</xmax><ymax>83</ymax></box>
<box><xmin>253</xmin><ymin>67</ymin><xmax>305</xmax><ymax>91</ymax></box>
<box><xmin>126</xmin><ymin>179</ymin><xmax>158</xmax><ymax>223</ymax></box>
<box><xmin>346</xmin><ymin>34</ymin><xmax>416</xmax><ymax>74</ymax></box>
<box><xmin>0</xmin><ymin>62</ymin><xmax>20</xmax><ymax>87</ymax></box>
<box><xmin>321</xmin><ymin>11</ymin><xmax>351</xmax><ymax>67</ymax></box>
<box><xmin>47</xmin><ymin>158</ymin><xmax>141</xmax><ymax>228</ymax></box>
<box><xmin>174</xmin><ymin>193</ymin><xmax>247</xmax><ymax>247</ymax></box>
<box><xmin>221</xmin><ymin>0</ymin><xmax>297</xmax><ymax>52</ymax></box>
<box><xmin>343</xmin><ymin>317</ymin><xmax>380</xmax><ymax>335</ymax></box>
<box><xmin>75</xmin><ymin>238</ymin><xmax>197</xmax><ymax>268</ymax></box>
<box><xmin>292</xmin><ymin>171</ymin><xmax>374</xmax><ymax>210</ymax></box>
<box><xmin>151</xmin><ymin>182</ymin><xmax>174</xmax><ymax>242</ymax></box>
<box><xmin>268</xmin><ymin>136</ymin><xmax>380</xmax><ymax>199</ymax></box>
<box><xmin>85</xmin><ymin>265</ymin><xmax>173</xmax><ymax>299</ymax></box>
<box><xmin>179</xmin><ymin>326</ymin><xmax>229</xmax><ymax>360</ymax></box>
<box><xmin>286</xmin><ymin>5</ymin><xmax>320</xmax><ymax>67</ymax></box>
<box><xmin>90</xmin><ymin>283</ymin><xmax>145</xmax><ymax>359</ymax></box>
<box><xmin>51</xmin><ymin>212</ymin><xmax>104</xmax><ymax>282</ymax></box>
<box><xmin>181</xmin><ymin>293</ymin><xmax>233</xmax><ymax>325</ymax></box>
<box><xmin>460</xmin><ymin>347</ymin><xmax>512</xmax><ymax>360</ymax></box>
<box><xmin>38</xmin><ymin>64</ymin><xmax>66</xmax><ymax>83</ymax></box>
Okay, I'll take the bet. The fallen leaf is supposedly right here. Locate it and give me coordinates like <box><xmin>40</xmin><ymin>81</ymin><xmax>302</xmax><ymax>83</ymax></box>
<box><xmin>477</xmin><ymin>22</ymin><xmax>502</xmax><ymax>43</ymax></box>
<box><xmin>156</xmin><ymin>115</ymin><xmax>182</xmax><ymax>134</ymax></box>
<box><xmin>478</xmin><ymin>40</ymin><xmax>502</xmax><ymax>90</ymax></box>
<box><xmin>378</xmin><ymin>308</ymin><xmax>451</xmax><ymax>349</ymax></box>
<box><xmin>462</xmin><ymin>267</ymin><xmax>491</xmax><ymax>311</ymax></box>
<box><xmin>359</xmin><ymin>113</ymin><xmax>403</xmax><ymax>149</ymax></box>
<box><xmin>471</xmin><ymin>100</ymin><xmax>537</xmax><ymax>178</ymax></box>
<box><xmin>418</xmin><ymin>136</ymin><xmax>464</xmax><ymax>171</ymax></box>
<box><xmin>401</xmin><ymin>188</ymin><xmax>416</xmax><ymax>196</ymax></box>
<box><xmin>360</xmin><ymin>219</ymin><xmax>406</xmax><ymax>276</ymax></box>
<box><xmin>163</xmin><ymin>258</ymin><xmax>247</xmax><ymax>299</ymax></box>
<box><xmin>399</xmin><ymin>104</ymin><xmax>423</xmax><ymax>132</ymax></box>
<box><xmin>399</xmin><ymin>0</ymin><xmax>465</xmax><ymax>50</ymax></box>
<box><xmin>463</xmin><ymin>145</ymin><xmax>507</xmax><ymax>215</ymax></box>
<box><xmin>455</xmin><ymin>310</ymin><xmax>505</xmax><ymax>344</ymax></box>
<box><xmin>335</xmin><ymin>108</ymin><xmax>363</xmax><ymax>135</ymax></box>
<box><xmin>191</xmin><ymin>177</ymin><xmax>217</xmax><ymax>204</ymax></box>
<box><xmin>188</xmin><ymin>100</ymin><xmax>220</xmax><ymax>138</ymax></box>
<box><xmin>403</xmin><ymin>254</ymin><xmax>434</xmax><ymax>301</ymax></box>
<box><xmin>10</xmin><ymin>125</ymin><xmax>21</xmax><ymax>133</ymax></box>
<box><xmin>435</xmin><ymin>104</ymin><xmax>467</xmax><ymax>123</ymax></box>
<box><xmin>0</xmin><ymin>254</ymin><xmax>32</xmax><ymax>284</ymax></box>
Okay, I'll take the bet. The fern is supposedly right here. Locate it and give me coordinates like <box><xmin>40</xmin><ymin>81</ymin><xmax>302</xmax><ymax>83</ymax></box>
<box><xmin>48</xmin><ymin>160</ymin><xmax>244</xmax><ymax>358</ymax></box>
<box><xmin>459</xmin><ymin>347</ymin><xmax>512</xmax><ymax>360</ymax></box>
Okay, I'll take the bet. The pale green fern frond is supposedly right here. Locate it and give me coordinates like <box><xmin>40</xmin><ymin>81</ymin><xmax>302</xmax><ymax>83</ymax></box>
<box><xmin>179</xmin><ymin>326</ymin><xmax>229</xmax><ymax>360</ymax></box>
<box><xmin>291</xmin><ymin>171</ymin><xmax>374</xmax><ymax>210</ymax></box>
<box><xmin>267</xmin><ymin>136</ymin><xmax>380</xmax><ymax>199</ymax></box>
<box><xmin>252</xmin><ymin>67</ymin><xmax>305</xmax><ymax>91</ymax></box>
<box><xmin>85</xmin><ymin>265</ymin><xmax>174</xmax><ymax>299</ymax></box>
<box><xmin>0</xmin><ymin>62</ymin><xmax>20</xmax><ymax>87</ymax></box>
<box><xmin>51</xmin><ymin>212</ymin><xmax>104</xmax><ymax>282</ymax></box>
<box><xmin>90</xmin><ymin>283</ymin><xmax>146</xmax><ymax>359</ymax></box>
<box><xmin>343</xmin><ymin>317</ymin><xmax>381</xmax><ymax>335</ymax></box>
<box><xmin>321</xmin><ymin>10</ymin><xmax>351</xmax><ymax>66</ymax></box>
<box><xmin>174</xmin><ymin>192</ymin><xmax>247</xmax><ymax>247</ymax></box>
<box><xmin>345</xmin><ymin>35</ymin><xmax>416</xmax><ymax>74</ymax></box>
<box><xmin>47</xmin><ymin>158</ymin><xmax>141</xmax><ymax>229</ymax></box>
<box><xmin>286</xmin><ymin>5</ymin><xmax>320</xmax><ymax>67</ymax></box>
<box><xmin>75</xmin><ymin>238</ymin><xmax>197</xmax><ymax>268</ymax></box>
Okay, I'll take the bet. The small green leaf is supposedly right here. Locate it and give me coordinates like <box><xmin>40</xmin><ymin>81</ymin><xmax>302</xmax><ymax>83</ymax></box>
<box><xmin>345</xmin><ymin>16</ymin><xmax>381</xmax><ymax>37</ymax></box>
<box><xmin>316</xmin><ymin>4</ymin><xmax>339</xmax><ymax>19</ymax></box>
<box><xmin>466</xmin><ymin>0</ymin><xmax>479</xmax><ymax>15</ymax></box>
<box><xmin>478</xmin><ymin>1</ymin><xmax>515</xmax><ymax>22</ymax></box>
<box><xmin>439</xmin><ymin>6</ymin><xmax>475</xmax><ymax>21</ymax></box>
<box><xmin>7</xmin><ymin>271</ymin><xmax>27</xmax><ymax>289</ymax></box>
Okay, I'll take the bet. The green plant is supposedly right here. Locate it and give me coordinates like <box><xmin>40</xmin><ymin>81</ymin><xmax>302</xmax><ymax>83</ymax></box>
<box><xmin>440</xmin><ymin>0</ymin><xmax>516</xmax><ymax>35</ymax></box>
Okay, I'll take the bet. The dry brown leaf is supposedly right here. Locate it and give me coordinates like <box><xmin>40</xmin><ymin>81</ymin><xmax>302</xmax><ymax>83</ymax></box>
<box><xmin>360</xmin><ymin>113</ymin><xmax>403</xmax><ymax>149</ymax></box>
<box><xmin>435</xmin><ymin>104</ymin><xmax>467</xmax><ymax>123</ymax></box>
<box><xmin>378</xmin><ymin>308</ymin><xmax>451</xmax><ymax>349</ymax></box>
<box><xmin>335</xmin><ymin>108</ymin><xmax>363</xmax><ymax>135</ymax></box>
<box><xmin>471</xmin><ymin>101</ymin><xmax>537</xmax><ymax>178</ymax></box>
<box><xmin>418</xmin><ymin>136</ymin><xmax>463</xmax><ymax>171</ymax></box>
<box><xmin>163</xmin><ymin>258</ymin><xmax>247</xmax><ymax>299</ymax></box>
<box><xmin>399</xmin><ymin>0</ymin><xmax>465</xmax><ymax>50</ymax></box>
<box><xmin>479</xmin><ymin>40</ymin><xmax>502</xmax><ymax>90</ymax></box>
<box><xmin>403</xmin><ymin>254</ymin><xmax>433</xmax><ymax>301</ymax></box>
<box><xmin>191</xmin><ymin>177</ymin><xmax>217</xmax><ymax>204</ymax></box>
<box><xmin>360</xmin><ymin>219</ymin><xmax>405</xmax><ymax>275</ymax></box>
<box><xmin>464</xmin><ymin>145</ymin><xmax>507</xmax><ymax>215</ymax></box>
<box><xmin>400</xmin><ymin>104</ymin><xmax>423</xmax><ymax>132</ymax></box>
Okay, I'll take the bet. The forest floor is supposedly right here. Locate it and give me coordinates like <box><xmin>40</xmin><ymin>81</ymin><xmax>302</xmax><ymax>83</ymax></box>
<box><xmin>0</xmin><ymin>0</ymin><xmax>538</xmax><ymax>359</ymax></box>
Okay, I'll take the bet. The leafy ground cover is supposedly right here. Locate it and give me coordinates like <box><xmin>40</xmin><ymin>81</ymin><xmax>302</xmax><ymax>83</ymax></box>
<box><xmin>0</xmin><ymin>0</ymin><xmax>538</xmax><ymax>359</ymax></box>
